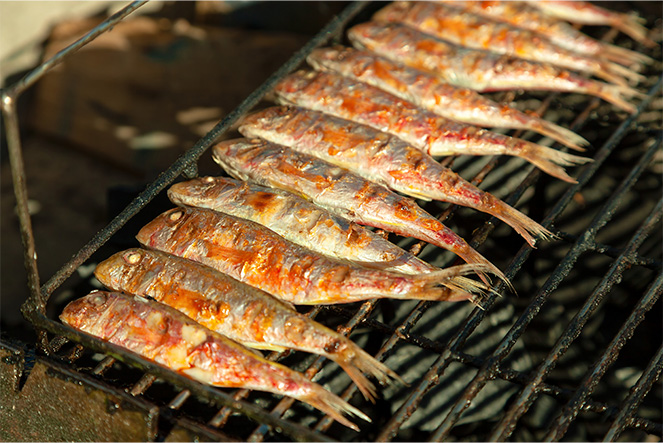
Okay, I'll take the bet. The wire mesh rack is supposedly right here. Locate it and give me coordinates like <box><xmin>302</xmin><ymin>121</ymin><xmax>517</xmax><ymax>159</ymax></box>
<box><xmin>3</xmin><ymin>1</ymin><xmax>662</xmax><ymax>441</ymax></box>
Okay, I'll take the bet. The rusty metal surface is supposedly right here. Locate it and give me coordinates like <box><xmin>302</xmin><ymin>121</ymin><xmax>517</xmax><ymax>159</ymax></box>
<box><xmin>0</xmin><ymin>340</ymin><xmax>157</xmax><ymax>441</ymax></box>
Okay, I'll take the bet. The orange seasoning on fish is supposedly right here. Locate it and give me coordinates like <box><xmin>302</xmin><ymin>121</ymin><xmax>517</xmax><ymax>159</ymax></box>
<box><xmin>307</xmin><ymin>46</ymin><xmax>588</xmax><ymax>151</ymax></box>
<box><xmin>136</xmin><ymin>207</ymin><xmax>491</xmax><ymax>305</ymax></box>
<box><xmin>373</xmin><ymin>2</ymin><xmax>643</xmax><ymax>86</ymax></box>
<box><xmin>94</xmin><ymin>249</ymin><xmax>403</xmax><ymax>400</ymax></box>
<box><xmin>348</xmin><ymin>22</ymin><xmax>643</xmax><ymax>113</ymax></box>
<box><xmin>435</xmin><ymin>1</ymin><xmax>653</xmax><ymax>66</ymax></box>
<box><xmin>273</xmin><ymin>70</ymin><xmax>592</xmax><ymax>183</ymax></box>
<box><xmin>167</xmin><ymin>176</ymin><xmax>436</xmax><ymax>275</ymax></box>
<box><xmin>60</xmin><ymin>290</ymin><xmax>370</xmax><ymax>430</ymax></box>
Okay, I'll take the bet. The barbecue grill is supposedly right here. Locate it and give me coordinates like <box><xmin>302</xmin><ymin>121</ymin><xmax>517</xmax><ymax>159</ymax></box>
<box><xmin>2</xmin><ymin>1</ymin><xmax>661</xmax><ymax>441</ymax></box>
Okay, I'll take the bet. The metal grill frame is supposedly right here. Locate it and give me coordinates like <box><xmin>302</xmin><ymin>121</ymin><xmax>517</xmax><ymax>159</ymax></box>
<box><xmin>3</xmin><ymin>1</ymin><xmax>661</xmax><ymax>441</ymax></box>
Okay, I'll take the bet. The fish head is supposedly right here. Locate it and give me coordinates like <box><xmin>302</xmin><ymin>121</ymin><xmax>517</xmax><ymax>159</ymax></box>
<box><xmin>212</xmin><ymin>139</ymin><xmax>271</xmax><ymax>183</ymax></box>
<box><xmin>371</xmin><ymin>1</ymin><xmax>409</xmax><ymax>24</ymax></box>
<box><xmin>307</xmin><ymin>46</ymin><xmax>349</xmax><ymax>71</ymax></box>
<box><xmin>346</xmin><ymin>23</ymin><xmax>373</xmax><ymax>48</ymax></box>
<box><xmin>168</xmin><ymin>176</ymin><xmax>238</xmax><ymax>206</ymax></box>
<box><xmin>136</xmin><ymin>207</ymin><xmax>192</xmax><ymax>250</ymax></box>
<box><xmin>274</xmin><ymin>70</ymin><xmax>318</xmax><ymax>97</ymax></box>
<box><xmin>94</xmin><ymin>248</ymin><xmax>151</xmax><ymax>292</ymax></box>
<box><xmin>59</xmin><ymin>290</ymin><xmax>115</xmax><ymax>332</ymax></box>
<box><xmin>238</xmin><ymin>106</ymin><xmax>290</xmax><ymax>135</ymax></box>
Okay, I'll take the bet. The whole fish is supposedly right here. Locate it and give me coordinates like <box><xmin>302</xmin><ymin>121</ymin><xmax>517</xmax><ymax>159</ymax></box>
<box><xmin>94</xmin><ymin>248</ymin><xmax>402</xmax><ymax>401</ymax></box>
<box><xmin>348</xmin><ymin>22</ymin><xmax>642</xmax><ymax>113</ymax></box>
<box><xmin>136</xmin><ymin>207</ymin><xmax>491</xmax><ymax>305</ymax></box>
<box><xmin>61</xmin><ymin>290</ymin><xmax>370</xmax><ymax>430</ymax></box>
<box><xmin>523</xmin><ymin>0</ymin><xmax>656</xmax><ymax>48</ymax></box>
<box><xmin>168</xmin><ymin>176</ymin><xmax>436</xmax><ymax>275</ymax></box>
<box><xmin>307</xmin><ymin>46</ymin><xmax>587</xmax><ymax>151</ymax></box>
<box><xmin>436</xmin><ymin>1</ymin><xmax>653</xmax><ymax>67</ymax></box>
<box><xmin>213</xmin><ymin>137</ymin><xmax>552</xmax><ymax>252</ymax></box>
<box><xmin>373</xmin><ymin>1</ymin><xmax>643</xmax><ymax>86</ymax></box>
<box><xmin>274</xmin><ymin>70</ymin><xmax>591</xmax><ymax>183</ymax></box>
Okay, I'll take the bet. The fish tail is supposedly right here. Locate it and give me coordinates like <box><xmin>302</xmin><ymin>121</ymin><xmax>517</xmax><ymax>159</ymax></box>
<box><xmin>408</xmin><ymin>222</ymin><xmax>505</xmax><ymax>285</ymax></box>
<box><xmin>612</xmin><ymin>13</ymin><xmax>657</xmax><ymax>48</ymax></box>
<box><xmin>603</xmin><ymin>43</ymin><xmax>655</xmax><ymax>68</ymax></box>
<box><xmin>455</xmin><ymin>244</ymin><xmax>514</xmax><ymax>293</ymax></box>
<box><xmin>592</xmin><ymin>62</ymin><xmax>632</xmax><ymax>87</ymax></box>
<box><xmin>530</xmin><ymin>119</ymin><xmax>589</xmax><ymax>152</ymax></box>
<box><xmin>334</xmin><ymin>342</ymin><xmax>406</xmax><ymax>402</ymax></box>
<box><xmin>484</xmin><ymin>195</ymin><xmax>556</xmax><ymax>247</ymax></box>
<box><xmin>403</xmin><ymin>264</ymin><xmax>493</xmax><ymax>302</ymax></box>
<box><xmin>588</xmin><ymin>83</ymin><xmax>643</xmax><ymax>114</ymax></box>
<box><xmin>604</xmin><ymin>60</ymin><xmax>647</xmax><ymax>85</ymax></box>
<box><xmin>299</xmin><ymin>385</ymin><xmax>371</xmax><ymax>431</ymax></box>
<box><xmin>520</xmin><ymin>142</ymin><xmax>593</xmax><ymax>183</ymax></box>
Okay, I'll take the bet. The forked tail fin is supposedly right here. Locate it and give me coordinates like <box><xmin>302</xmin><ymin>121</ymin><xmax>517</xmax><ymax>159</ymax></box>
<box><xmin>604</xmin><ymin>60</ymin><xmax>647</xmax><ymax>85</ymax></box>
<box><xmin>300</xmin><ymin>383</ymin><xmax>371</xmax><ymax>431</ymax></box>
<box><xmin>612</xmin><ymin>12</ymin><xmax>657</xmax><ymax>48</ymax></box>
<box><xmin>403</xmin><ymin>264</ymin><xmax>492</xmax><ymax>302</ymax></box>
<box><xmin>521</xmin><ymin>143</ymin><xmax>593</xmax><ymax>183</ymax></box>
<box><xmin>335</xmin><ymin>342</ymin><xmax>406</xmax><ymax>402</ymax></box>
<box><xmin>588</xmin><ymin>82</ymin><xmax>645</xmax><ymax>113</ymax></box>
<box><xmin>530</xmin><ymin>119</ymin><xmax>589</xmax><ymax>152</ymax></box>
<box><xmin>454</xmin><ymin>243</ymin><xmax>514</xmax><ymax>293</ymax></box>
<box><xmin>484</xmin><ymin>196</ymin><xmax>557</xmax><ymax>247</ymax></box>
<box><xmin>603</xmin><ymin>43</ymin><xmax>655</xmax><ymax>67</ymax></box>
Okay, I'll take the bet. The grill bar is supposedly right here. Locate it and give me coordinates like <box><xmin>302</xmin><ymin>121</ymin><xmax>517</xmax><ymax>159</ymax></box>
<box><xmin>427</xmin><ymin>78</ymin><xmax>663</xmax><ymax>442</ymax></box>
<box><xmin>92</xmin><ymin>355</ymin><xmax>116</xmax><ymax>376</ymax></box>
<box><xmin>375</xmin><ymin>76</ymin><xmax>663</xmax><ymax>442</ymax></box>
<box><xmin>324</xmin><ymin>301</ymin><xmax>663</xmax><ymax>435</ymax></box>
<box><xmin>489</xmin><ymin>193</ymin><xmax>663</xmax><ymax>441</ymax></box>
<box><xmin>543</xmin><ymin>270</ymin><xmax>663</xmax><ymax>441</ymax></box>
<box><xmin>602</xmin><ymin>344</ymin><xmax>663</xmax><ymax>442</ymax></box>
<box><xmin>130</xmin><ymin>373</ymin><xmax>157</xmax><ymax>397</ymax></box>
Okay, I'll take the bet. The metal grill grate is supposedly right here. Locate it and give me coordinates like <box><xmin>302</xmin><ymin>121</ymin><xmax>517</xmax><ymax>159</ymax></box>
<box><xmin>3</xmin><ymin>1</ymin><xmax>661</xmax><ymax>441</ymax></box>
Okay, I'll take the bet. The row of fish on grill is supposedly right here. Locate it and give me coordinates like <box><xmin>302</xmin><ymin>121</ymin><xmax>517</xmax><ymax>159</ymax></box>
<box><xmin>60</xmin><ymin>0</ymin><xmax>655</xmax><ymax>431</ymax></box>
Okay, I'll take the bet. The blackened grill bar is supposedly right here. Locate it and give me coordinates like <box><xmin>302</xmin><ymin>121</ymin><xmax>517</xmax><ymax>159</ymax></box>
<box><xmin>544</xmin><ymin>269</ymin><xmax>663</xmax><ymax>441</ymax></box>
<box><xmin>427</xmin><ymin>93</ymin><xmax>663</xmax><ymax>440</ymax></box>
<box><xmin>603</xmin><ymin>344</ymin><xmax>663</xmax><ymax>441</ymax></box>
<box><xmin>4</xmin><ymin>1</ymin><xmax>662</xmax><ymax>441</ymax></box>
<box><xmin>488</xmin><ymin>146</ymin><xmax>663</xmax><ymax>442</ymax></box>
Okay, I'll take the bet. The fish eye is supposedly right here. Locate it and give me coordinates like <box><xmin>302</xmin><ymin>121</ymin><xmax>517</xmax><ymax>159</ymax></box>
<box><xmin>167</xmin><ymin>209</ymin><xmax>185</xmax><ymax>225</ymax></box>
<box><xmin>123</xmin><ymin>251</ymin><xmax>142</xmax><ymax>265</ymax></box>
<box><xmin>89</xmin><ymin>291</ymin><xmax>107</xmax><ymax>306</ymax></box>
